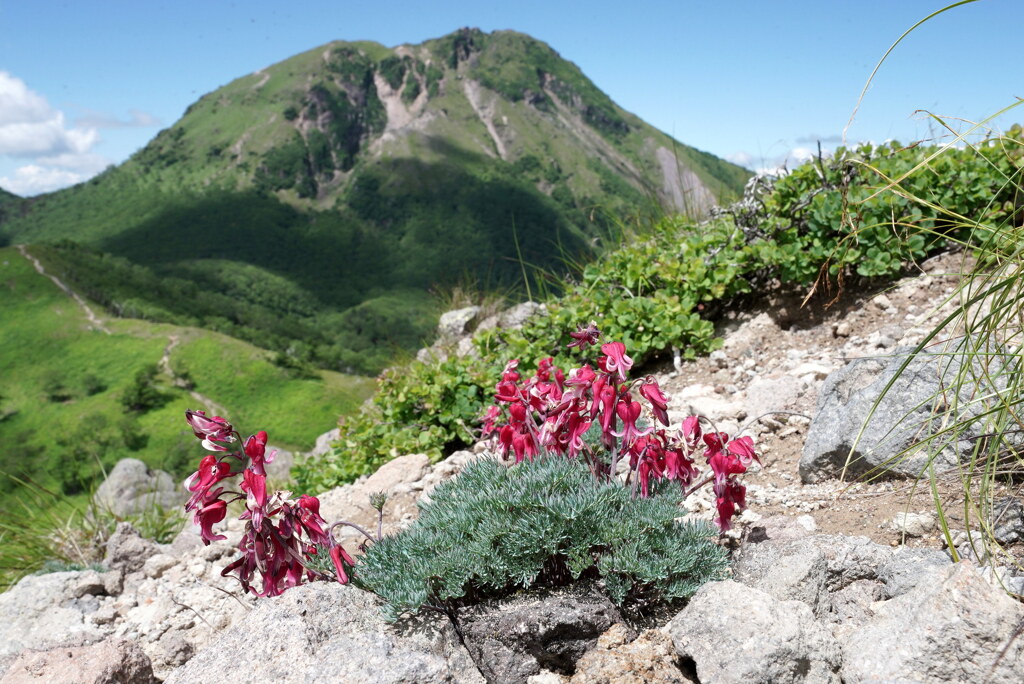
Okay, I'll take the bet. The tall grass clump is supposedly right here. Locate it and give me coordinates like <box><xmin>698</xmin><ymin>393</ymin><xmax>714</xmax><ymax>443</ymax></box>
<box><xmin>834</xmin><ymin>0</ymin><xmax>1024</xmax><ymax>584</ymax></box>
<box><xmin>0</xmin><ymin>474</ymin><xmax>185</xmax><ymax>590</ymax></box>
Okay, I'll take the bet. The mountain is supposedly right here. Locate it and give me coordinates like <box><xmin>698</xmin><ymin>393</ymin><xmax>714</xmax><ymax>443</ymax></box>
<box><xmin>0</xmin><ymin>28</ymin><xmax>749</xmax><ymax>374</ymax></box>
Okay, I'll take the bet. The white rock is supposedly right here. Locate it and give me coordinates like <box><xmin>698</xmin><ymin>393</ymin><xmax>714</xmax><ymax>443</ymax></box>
<box><xmin>891</xmin><ymin>512</ymin><xmax>936</xmax><ymax>537</ymax></box>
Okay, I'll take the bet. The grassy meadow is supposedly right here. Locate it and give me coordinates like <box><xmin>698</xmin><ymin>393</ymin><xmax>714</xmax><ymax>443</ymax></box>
<box><xmin>0</xmin><ymin>245</ymin><xmax>374</xmax><ymax>506</ymax></box>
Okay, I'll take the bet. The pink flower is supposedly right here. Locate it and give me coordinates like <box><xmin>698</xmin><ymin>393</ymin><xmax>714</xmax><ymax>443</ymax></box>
<box><xmin>600</xmin><ymin>342</ymin><xmax>633</xmax><ymax>382</ymax></box>
<box><xmin>244</xmin><ymin>430</ymin><xmax>275</xmax><ymax>475</ymax></box>
<box><xmin>639</xmin><ymin>379</ymin><xmax>670</xmax><ymax>426</ymax></box>
<box><xmin>330</xmin><ymin>545</ymin><xmax>355</xmax><ymax>584</ymax></box>
<box><xmin>713</xmin><ymin>480</ymin><xmax>747</xmax><ymax>532</ymax></box>
<box><xmin>663</xmin><ymin>447</ymin><xmax>698</xmax><ymax>485</ymax></box>
<box><xmin>481</xmin><ymin>405</ymin><xmax>502</xmax><ymax>436</ymax></box>
<box><xmin>185</xmin><ymin>409</ymin><xmax>234</xmax><ymax>443</ymax></box>
<box><xmin>612</xmin><ymin>396</ymin><xmax>653</xmax><ymax>444</ymax></box>
<box><xmin>567</xmin><ymin>322</ymin><xmax>601</xmax><ymax>350</ymax></box>
<box><xmin>682</xmin><ymin>416</ymin><xmax>702</xmax><ymax>448</ymax></box>
<box><xmin>194</xmin><ymin>499</ymin><xmax>228</xmax><ymax>544</ymax></box>
<box><xmin>240</xmin><ymin>469</ymin><xmax>268</xmax><ymax>527</ymax></box>
<box><xmin>296</xmin><ymin>495</ymin><xmax>329</xmax><ymax>543</ymax></box>
<box><xmin>728</xmin><ymin>436</ymin><xmax>758</xmax><ymax>466</ymax></box>
<box><xmin>184</xmin><ymin>454</ymin><xmax>233</xmax><ymax>510</ymax></box>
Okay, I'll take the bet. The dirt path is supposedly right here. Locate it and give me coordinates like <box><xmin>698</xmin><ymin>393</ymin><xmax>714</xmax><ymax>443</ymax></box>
<box><xmin>159</xmin><ymin>334</ymin><xmax>231</xmax><ymax>416</ymax></box>
<box><xmin>251</xmin><ymin>68</ymin><xmax>270</xmax><ymax>90</ymax></box>
<box><xmin>16</xmin><ymin>244</ymin><xmax>111</xmax><ymax>334</ymax></box>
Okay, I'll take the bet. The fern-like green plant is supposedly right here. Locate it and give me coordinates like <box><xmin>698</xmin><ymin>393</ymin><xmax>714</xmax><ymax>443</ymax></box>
<box><xmin>354</xmin><ymin>455</ymin><xmax>728</xmax><ymax>621</ymax></box>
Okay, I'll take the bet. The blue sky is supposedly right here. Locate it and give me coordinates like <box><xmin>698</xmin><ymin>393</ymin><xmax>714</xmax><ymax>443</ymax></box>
<box><xmin>0</xmin><ymin>0</ymin><xmax>1019</xmax><ymax>196</ymax></box>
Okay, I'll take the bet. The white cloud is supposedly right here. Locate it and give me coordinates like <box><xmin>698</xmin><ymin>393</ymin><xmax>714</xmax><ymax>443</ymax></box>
<box><xmin>724</xmin><ymin>151</ymin><xmax>754</xmax><ymax>169</ymax></box>
<box><xmin>0</xmin><ymin>164</ymin><xmax>89</xmax><ymax>196</ymax></box>
<box><xmin>0</xmin><ymin>71</ymin><xmax>100</xmax><ymax>157</ymax></box>
<box><xmin>786</xmin><ymin>147</ymin><xmax>817</xmax><ymax>164</ymax></box>
<box><xmin>0</xmin><ymin>71</ymin><xmax>118</xmax><ymax>195</ymax></box>
<box><xmin>795</xmin><ymin>133</ymin><xmax>843</xmax><ymax>145</ymax></box>
<box><xmin>35</xmin><ymin>152</ymin><xmax>111</xmax><ymax>172</ymax></box>
<box><xmin>74</xmin><ymin>108</ymin><xmax>161</xmax><ymax>129</ymax></box>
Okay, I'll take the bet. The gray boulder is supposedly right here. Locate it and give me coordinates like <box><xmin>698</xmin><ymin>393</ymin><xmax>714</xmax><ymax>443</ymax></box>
<box><xmin>499</xmin><ymin>301</ymin><xmax>543</xmax><ymax>329</ymax></box>
<box><xmin>103</xmin><ymin>523</ymin><xmax>159</xmax><ymax>574</ymax></box>
<box><xmin>457</xmin><ymin>582</ymin><xmax>623</xmax><ymax>683</ymax></box>
<box><xmin>164</xmin><ymin>582</ymin><xmax>483</xmax><ymax>683</ymax></box>
<box><xmin>993</xmin><ymin>496</ymin><xmax>1024</xmax><ymax>544</ymax></box>
<box><xmin>1</xmin><ymin>637</ymin><xmax>156</xmax><ymax>684</ymax></box>
<box><xmin>733</xmin><ymin>533</ymin><xmax>951</xmax><ymax>622</ymax></box>
<box><xmin>800</xmin><ymin>344</ymin><xmax>1019</xmax><ymax>482</ymax></box>
<box><xmin>92</xmin><ymin>458</ymin><xmax>182</xmax><ymax>517</ymax></box>
<box><xmin>841</xmin><ymin>562</ymin><xmax>1024</xmax><ymax>683</ymax></box>
<box><xmin>0</xmin><ymin>572</ymin><xmax>107</xmax><ymax>658</ymax></box>
<box><xmin>664</xmin><ymin>580</ymin><xmax>842</xmax><ymax>683</ymax></box>
<box><xmin>437</xmin><ymin>306</ymin><xmax>481</xmax><ymax>340</ymax></box>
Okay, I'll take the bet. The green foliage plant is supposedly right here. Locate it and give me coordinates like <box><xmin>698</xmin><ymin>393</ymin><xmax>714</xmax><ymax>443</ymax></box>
<box><xmin>120</xmin><ymin>363</ymin><xmax>169</xmax><ymax>413</ymax></box>
<box><xmin>355</xmin><ymin>456</ymin><xmax>728</xmax><ymax>621</ymax></box>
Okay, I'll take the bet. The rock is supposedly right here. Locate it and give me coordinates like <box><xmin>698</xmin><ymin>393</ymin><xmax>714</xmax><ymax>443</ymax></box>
<box><xmin>734</xmin><ymin>535</ymin><xmax>892</xmax><ymax>607</ymax></box>
<box><xmin>872</xmin><ymin>293</ymin><xmax>893</xmax><ymax>311</ymax></box>
<box><xmin>456</xmin><ymin>336</ymin><xmax>478</xmax><ymax>358</ymax></box>
<box><xmin>363</xmin><ymin>453</ymin><xmax>430</xmax><ymax>493</ymax></box>
<box><xmin>457</xmin><ymin>582</ymin><xmax>623</xmax><ymax>683</ymax></box>
<box><xmin>569</xmin><ymin>624</ymin><xmax>696</xmax><ymax>683</ymax></box>
<box><xmin>0</xmin><ymin>637</ymin><xmax>157</xmax><ymax>684</ymax></box>
<box><xmin>164</xmin><ymin>582</ymin><xmax>483</xmax><ymax>684</ymax></box>
<box><xmin>841</xmin><ymin>562</ymin><xmax>1024</xmax><ymax>683</ymax></box>
<box><xmin>665</xmin><ymin>580</ymin><xmax>842</xmax><ymax>683</ymax></box>
<box><xmin>890</xmin><ymin>511</ymin><xmax>935</xmax><ymax>537</ymax></box>
<box><xmin>993</xmin><ymin>497</ymin><xmax>1024</xmax><ymax>544</ymax></box>
<box><xmin>800</xmin><ymin>343</ymin><xmax>1020</xmax><ymax>483</ymax></box>
<box><xmin>667</xmin><ymin>383</ymin><xmax>744</xmax><ymax>432</ymax></box>
<box><xmin>743</xmin><ymin>514</ymin><xmax>817</xmax><ymax>544</ymax></box>
<box><xmin>154</xmin><ymin>632</ymin><xmax>193</xmax><ymax>670</ymax></box>
<box><xmin>732</xmin><ymin>534</ymin><xmax>950</xmax><ymax>622</ymax></box>
<box><xmin>874</xmin><ymin>546</ymin><xmax>952</xmax><ymax>599</ymax></box>
<box><xmin>500</xmin><ymin>301</ymin><xmax>543</xmax><ymax>329</ymax></box>
<box><xmin>316</xmin><ymin>454</ymin><xmax>426</xmax><ymax>547</ymax></box>
<box><xmin>70</xmin><ymin>570</ymin><xmax>108</xmax><ymax>599</ymax></box>
<box><xmin>743</xmin><ymin>375</ymin><xmax>804</xmax><ymax>427</ymax></box>
<box><xmin>103</xmin><ymin>523</ymin><xmax>159</xmax><ymax>574</ymax></box>
<box><xmin>0</xmin><ymin>572</ymin><xmax>107</xmax><ymax>658</ymax></box>
<box><xmin>141</xmin><ymin>553</ymin><xmax>178</xmax><ymax>579</ymax></box>
<box><xmin>437</xmin><ymin>306</ymin><xmax>481</xmax><ymax>340</ymax></box>
<box><xmin>92</xmin><ymin>459</ymin><xmax>182</xmax><ymax>518</ymax></box>
<box><xmin>308</xmin><ymin>428</ymin><xmax>341</xmax><ymax>459</ymax></box>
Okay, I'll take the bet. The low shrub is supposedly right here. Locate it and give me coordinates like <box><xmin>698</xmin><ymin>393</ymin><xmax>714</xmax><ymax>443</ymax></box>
<box><xmin>355</xmin><ymin>456</ymin><xmax>728</xmax><ymax>621</ymax></box>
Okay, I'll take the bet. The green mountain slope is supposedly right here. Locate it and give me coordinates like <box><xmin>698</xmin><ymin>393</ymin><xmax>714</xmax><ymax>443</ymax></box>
<box><xmin>0</xmin><ymin>29</ymin><xmax>749</xmax><ymax>374</ymax></box>
<box><xmin>0</xmin><ymin>245</ymin><xmax>374</xmax><ymax>501</ymax></box>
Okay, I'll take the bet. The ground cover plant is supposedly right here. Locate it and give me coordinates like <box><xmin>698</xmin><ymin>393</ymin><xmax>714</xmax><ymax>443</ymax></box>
<box><xmin>181</xmin><ymin>332</ymin><xmax>757</xmax><ymax>617</ymax></box>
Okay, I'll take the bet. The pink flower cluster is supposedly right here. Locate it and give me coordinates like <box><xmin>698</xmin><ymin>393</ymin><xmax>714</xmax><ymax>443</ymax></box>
<box><xmin>482</xmin><ymin>326</ymin><xmax>758</xmax><ymax>531</ymax></box>
<box><xmin>183</xmin><ymin>410</ymin><xmax>354</xmax><ymax>596</ymax></box>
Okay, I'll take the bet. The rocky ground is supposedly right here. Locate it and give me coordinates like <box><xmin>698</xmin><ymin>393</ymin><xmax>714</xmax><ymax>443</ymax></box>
<box><xmin>660</xmin><ymin>249</ymin><xmax>1020</xmax><ymax>558</ymax></box>
<box><xmin>2</xmin><ymin>250</ymin><xmax>1023</xmax><ymax>683</ymax></box>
